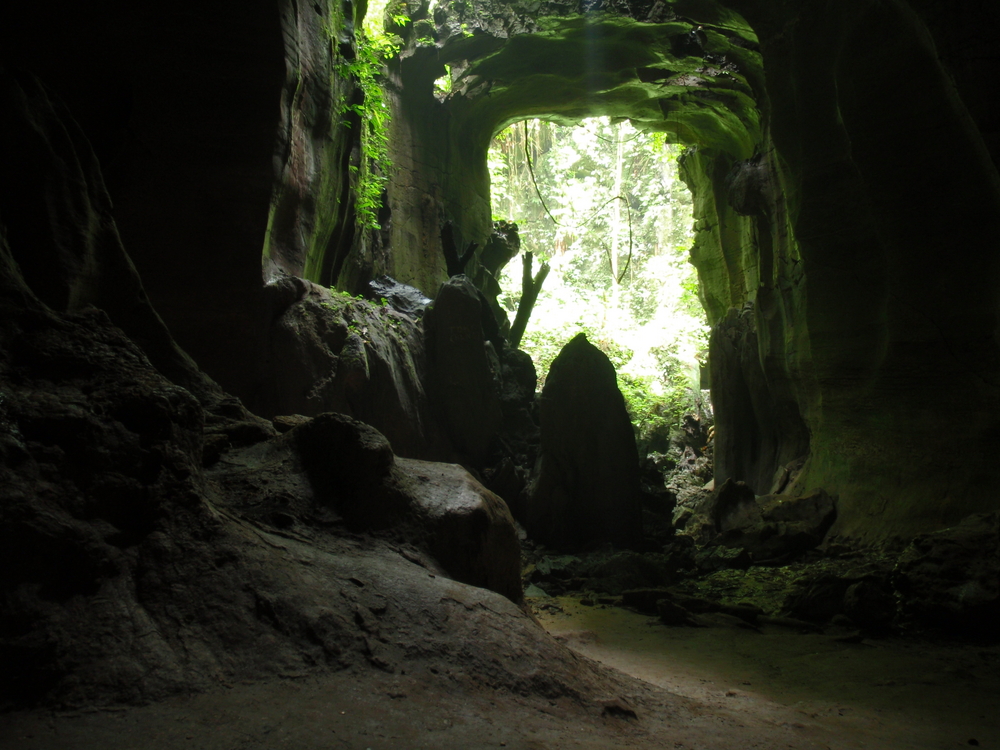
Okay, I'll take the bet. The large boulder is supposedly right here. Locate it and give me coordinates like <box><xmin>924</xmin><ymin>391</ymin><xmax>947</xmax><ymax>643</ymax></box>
<box><xmin>893</xmin><ymin>511</ymin><xmax>1000</xmax><ymax>637</ymax></box>
<box><xmin>367</xmin><ymin>275</ymin><xmax>432</xmax><ymax>318</ymax></box>
<box><xmin>718</xmin><ymin>489</ymin><xmax>837</xmax><ymax>563</ymax></box>
<box><xmin>705</xmin><ymin>479</ymin><xmax>760</xmax><ymax>534</ymax></box>
<box><xmin>524</xmin><ymin>334</ymin><xmax>642</xmax><ymax>550</ymax></box>
<box><xmin>237</xmin><ymin>412</ymin><xmax>524</xmax><ymax>604</ymax></box>
<box><xmin>392</xmin><ymin>458</ymin><xmax>522</xmax><ymax>604</ymax></box>
<box><xmin>260</xmin><ymin>279</ymin><xmax>453</xmax><ymax>462</ymax></box>
<box><xmin>686</xmin><ymin>480</ymin><xmax>837</xmax><ymax>563</ymax></box>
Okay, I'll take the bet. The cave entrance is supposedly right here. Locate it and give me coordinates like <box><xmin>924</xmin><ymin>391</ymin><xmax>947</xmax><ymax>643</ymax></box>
<box><xmin>488</xmin><ymin>116</ymin><xmax>710</xmax><ymax>447</ymax></box>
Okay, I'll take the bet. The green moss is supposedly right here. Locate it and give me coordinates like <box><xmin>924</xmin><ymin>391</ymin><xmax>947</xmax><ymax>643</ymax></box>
<box><xmin>336</xmin><ymin>34</ymin><xmax>399</xmax><ymax>232</ymax></box>
<box><xmin>447</xmin><ymin>12</ymin><xmax>761</xmax><ymax>159</ymax></box>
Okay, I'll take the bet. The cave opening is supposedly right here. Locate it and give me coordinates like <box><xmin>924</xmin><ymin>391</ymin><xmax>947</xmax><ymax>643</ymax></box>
<box><xmin>487</xmin><ymin>115</ymin><xmax>711</xmax><ymax>469</ymax></box>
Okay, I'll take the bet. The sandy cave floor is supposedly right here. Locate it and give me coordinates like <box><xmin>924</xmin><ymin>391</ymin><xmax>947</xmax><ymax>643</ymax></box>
<box><xmin>535</xmin><ymin>597</ymin><xmax>1000</xmax><ymax>749</ymax></box>
<box><xmin>1</xmin><ymin>597</ymin><xmax>997</xmax><ymax>750</ymax></box>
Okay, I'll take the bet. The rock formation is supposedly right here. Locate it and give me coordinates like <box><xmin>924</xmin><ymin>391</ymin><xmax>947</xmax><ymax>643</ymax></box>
<box><xmin>259</xmin><ymin>275</ymin><xmax>454</xmax><ymax>460</ymax></box>
<box><xmin>525</xmin><ymin>334</ymin><xmax>643</xmax><ymax>549</ymax></box>
<box><xmin>423</xmin><ymin>275</ymin><xmax>505</xmax><ymax>466</ymax></box>
<box><xmin>0</xmin><ymin>249</ymin><xmax>528</xmax><ymax>703</ymax></box>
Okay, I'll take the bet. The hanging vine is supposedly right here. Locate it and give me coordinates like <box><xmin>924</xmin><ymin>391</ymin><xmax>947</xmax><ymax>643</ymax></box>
<box><xmin>333</xmin><ymin>12</ymin><xmax>408</xmax><ymax>231</ymax></box>
<box><xmin>519</xmin><ymin>119</ymin><xmax>634</xmax><ymax>282</ymax></box>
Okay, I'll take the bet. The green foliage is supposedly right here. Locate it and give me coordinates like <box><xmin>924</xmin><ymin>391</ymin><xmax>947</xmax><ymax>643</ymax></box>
<box><xmin>593</xmin><ymin>337</ymin><xmax>633</xmax><ymax>370</ymax></box>
<box><xmin>433</xmin><ymin>64</ymin><xmax>453</xmax><ymax>97</ymax></box>
<box><xmin>491</xmin><ymin>117</ymin><xmax>709</xmax><ymax>438</ymax></box>
<box><xmin>337</xmin><ymin>36</ymin><xmax>397</xmax><ymax>231</ymax></box>
<box><xmin>331</xmin><ymin>288</ymin><xmax>365</xmax><ymax>301</ymax></box>
<box><xmin>320</xmin><ymin>289</ymin><xmax>365</xmax><ymax>313</ymax></box>
<box><xmin>330</xmin><ymin>3</ymin><xmax>408</xmax><ymax>232</ymax></box>
<box><xmin>489</xmin><ymin>119</ymin><xmax>693</xmax><ymax>269</ymax></box>
<box><xmin>618</xmin><ymin>373</ymin><xmax>679</xmax><ymax>444</ymax></box>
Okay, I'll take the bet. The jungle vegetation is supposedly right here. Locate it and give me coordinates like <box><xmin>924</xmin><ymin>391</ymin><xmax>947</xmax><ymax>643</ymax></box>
<box><xmin>489</xmin><ymin>118</ymin><xmax>710</xmax><ymax>440</ymax></box>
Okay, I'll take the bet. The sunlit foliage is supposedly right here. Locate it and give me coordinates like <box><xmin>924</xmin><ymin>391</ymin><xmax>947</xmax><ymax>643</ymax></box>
<box><xmin>489</xmin><ymin>118</ymin><xmax>709</xmax><ymax>433</ymax></box>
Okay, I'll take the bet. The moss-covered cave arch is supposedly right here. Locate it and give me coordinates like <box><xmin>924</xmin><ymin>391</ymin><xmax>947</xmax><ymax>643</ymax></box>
<box><xmin>264</xmin><ymin>0</ymin><xmax>1000</xmax><ymax>543</ymax></box>
<box><xmin>374</xmin><ymin>0</ymin><xmax>768</xmax><ymax>319</ymax></box>
<box><xmin>376</xmin><ymin>0</ymin><xmax>798</xmax><ymax>507</ymax></box>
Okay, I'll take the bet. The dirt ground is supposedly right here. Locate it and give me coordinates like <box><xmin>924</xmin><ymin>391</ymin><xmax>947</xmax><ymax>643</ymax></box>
<box><xmin>1</xmin><ymin>597</ymin><xmax>996</xmax><ymax>750</ymax></box>
<box><xmin>538</xmin><ymin>597</ymin><xmax>1000</xmax><ymax>749</ymax></box>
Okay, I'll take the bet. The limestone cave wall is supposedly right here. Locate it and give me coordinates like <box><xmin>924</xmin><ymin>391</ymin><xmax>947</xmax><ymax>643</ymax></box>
<box><xmin>263</xmin><ymin>0</ymin><xmax>366</xmax><ymax>289</ymax></box>
<box><xmin>721</xmin><ymin>0</ymin><xmax>1000</xmax><ymax>538</ymax></box>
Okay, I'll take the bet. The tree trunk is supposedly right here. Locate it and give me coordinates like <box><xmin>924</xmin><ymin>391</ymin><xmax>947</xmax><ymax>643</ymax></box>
<box><xmin>509</xmin><ymin>252</ymin><xmax>550</xmax><ymax>348</ymax></box>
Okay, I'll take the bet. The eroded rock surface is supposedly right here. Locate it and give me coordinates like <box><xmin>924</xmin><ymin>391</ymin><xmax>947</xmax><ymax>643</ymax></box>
<box><xmin>424</xmin><ymin>275</ymin><xmax>504</xmax><ymax>467</ymax></box>
<box><xmin>525</xmin><ymin>333</ymin><xmax>642</xmax><ymax>549</ymax></box>
<box><xmin>0</xmin><ymin>269</ymin><xmax>544</xmax><ymax>706</ymax></box>
<box><xmin>683</xmin><ymin>479</ymin><xmax>837</xmax><ymax>563</ymax></box>
<box><xmin>893</xmin><ymin>511</ymin><xmax>1000</xmax><ymax>637</ymax></box>
<box><xmin>0</xmin><ymin>132</ymin><xmax>546</xmax><ymax>707</ymax></box>
<box><xmin>210</xmin><ymin>412</ymin><xmax>522</xmax><ymax>603</ymax></box>
<box><xmin>260</xmin><ymin>277</ymin><xmax>453</xmax><ymax>461</ymax></box>
<box><xmin>717</xmin><ymin>489</ymin><xmax>838</xmax><ymax>563</ymax></box>
<box><xmin>393</xmin><ymin>458</ymin><xmax>522</xmax><ymax>602</ymax></box>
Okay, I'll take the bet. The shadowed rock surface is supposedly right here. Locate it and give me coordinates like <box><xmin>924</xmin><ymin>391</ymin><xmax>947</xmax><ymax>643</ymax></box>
<box><xmin>893</xmin><ymin>511</ymin><xmax>1000</xmax><ymax>637</ymax></box>
<box><xmin>423</xmin><ymin>275</ymin><xmax>505</xmax><ymax>467</ymax></box>
<box><xmin>0</xmin><ymin>261</ymin><xmax>538</xmax><ymax>705</ymax></box>
<box><xmin>525</xmin><ymin>334</ymin><xmax>643</xmax><ymax>549</ymax></box>
<box><xmin>259</xmin><ymin>276</ymin><xmax>454</xmax><ymax>460</ymax></box>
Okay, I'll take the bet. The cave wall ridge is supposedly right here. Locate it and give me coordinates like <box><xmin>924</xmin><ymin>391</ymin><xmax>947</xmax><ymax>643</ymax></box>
<box><xmin>263</xmin><ymin>0</ymin><xmax>366</xmax><ymax>289</ymax></box>
<box><xmin>704</xmin><ymin>0</ymin><xmax>1000</xmax><ymax>537</ymax></box>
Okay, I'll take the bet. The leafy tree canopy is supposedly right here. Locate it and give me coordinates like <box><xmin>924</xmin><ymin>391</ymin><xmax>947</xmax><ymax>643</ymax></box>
<box><xmin>490</xmin><ymin>118</ymin><xmax>710</xmax><ymax>439</ymax></box>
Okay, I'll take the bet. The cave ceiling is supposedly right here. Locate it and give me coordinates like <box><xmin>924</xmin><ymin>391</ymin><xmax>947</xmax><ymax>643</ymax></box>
<box><xmin>396</xmin><ymin>0</ymin><xmax>763</xmax><ymax>158</ymax></box>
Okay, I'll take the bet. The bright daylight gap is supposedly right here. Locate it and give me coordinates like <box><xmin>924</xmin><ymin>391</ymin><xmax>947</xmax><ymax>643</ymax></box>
<box><xmin>489</xmin><ymin>117</ymin><xmax>711</xmax><ymax>445</ymax></box>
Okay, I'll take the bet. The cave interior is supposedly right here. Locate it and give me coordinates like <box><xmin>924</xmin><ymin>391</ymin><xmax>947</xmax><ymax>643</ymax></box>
<box><xmin>0</xmin><ymin>0</ymin><xmax>999</xmax><ymax>746</ymax></box>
